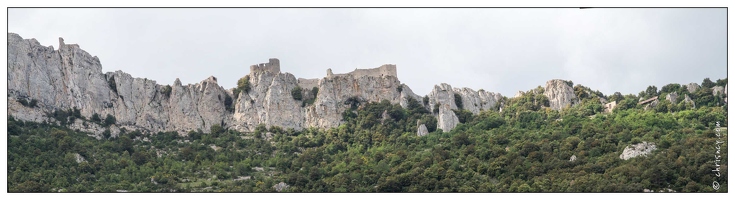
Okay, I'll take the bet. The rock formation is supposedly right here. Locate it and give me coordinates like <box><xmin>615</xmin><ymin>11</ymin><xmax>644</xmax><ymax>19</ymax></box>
<box><xmin>712</xmin><ymin>86</ymin><xmax>725</xmax><ymax>96</ymax></box>
<box><xmin>686</xmin><ymin>83</ymin><xmax>700</xmax><ymax>93</ymax></box>
<box><xmin>543</xmin><ymin>79</ymin><xmax>578</xmax><ymax>111</ymax></box>
<box><xmin>16</xmin><ymin>33</ymin><xmax>712</xmax><ymax>135</ymax></box>
<box><xmin>604</xmin><ymin>101</ymin><xmax>617</xmax><ymax>113</ymax></box>
<box><xmin>273</xmin><ymin>182</ymin><xmax>289</xmax><ymax>192</ymax></box>
<box><xmin>665</xmin><ymin>92</ymin><xmax>678</xmax><ymax>104</ymax></box>
<box><xmin>619</xmin><ymin>142</ymin><xmax>656</xmax><ymax>160</ymax></box>
<box><xmin>416</xmin><ymin>120</ymin><xmax>428</xmax><ymax>137</ymax></box>
<box><xmin>437</xmin><ymin>103</ymin><xmax>459</xmax><ymax>132</ymax></box>
<box><xmin>684</xmin><ymin>94</ymin><xmax>696</xmax><ymax>109</ymax></box>
<box><xmin>514</xmin><ymin>91</ymin><xmax>524</xmax><ymax>98</ymax></box>
<box><xmin>453</xmin><ymin>87</ymin><xmax>503</xmax><ymax>115</ymax></box>
<box><xmin>9</xmin><ymin>33</ymin><xmax>512</xmax><ymax>134</ymax></box>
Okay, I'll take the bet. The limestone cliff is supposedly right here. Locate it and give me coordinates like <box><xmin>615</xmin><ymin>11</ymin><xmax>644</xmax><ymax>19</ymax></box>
<box><xmin>543</xmin><ymin>79</ymin><xmax>578</xmax><ymax>111</ymax></box>
<box><xmin>8</xmin><ymin>33</ymin><xmax>435</xmax><ymax>134</ymax></box>
<box><xmin>11</xmin><ymin>33</ymin><xmax>607</xmax><ymax>135</ymax></box>
<box><xmin>8</xmin><ymin>33</ymin><xmax>233</xmax><ymax>134</ymax></box>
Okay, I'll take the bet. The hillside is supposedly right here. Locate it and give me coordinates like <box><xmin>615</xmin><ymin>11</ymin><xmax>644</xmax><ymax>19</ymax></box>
<box><xmin>6</xmin><ymin>33</ymin><xmax>729</xmax><ymax>192</ymax></box>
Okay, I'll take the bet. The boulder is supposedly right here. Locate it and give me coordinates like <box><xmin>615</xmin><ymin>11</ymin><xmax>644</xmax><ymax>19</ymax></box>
<box><xmin>417</xmin><ymin>121</ymin><xmax>429</xmax><ymax>137</ymax></box>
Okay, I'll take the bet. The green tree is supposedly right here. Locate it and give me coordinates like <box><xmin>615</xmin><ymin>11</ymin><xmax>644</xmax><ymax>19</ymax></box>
<box><xmin>608</xmin><ymin>92</ymin><xmax>624</xmax><ymax>103</ymax></box>
<box><xmin>292</xmin><ymin>86</ymin><xmax>303</xmax><ymax>101</ymax></box>
<box><xmin>454</xmin><ymin>94</ymin><xmax>463</xmax><ymax>109</ymax></box>
<box><xmin>702</xmin><ymin>78</ymin><xmax>715</xmax><ymax>88</ymax></box>
<box><xmin>660</xmin><ymin>83</ymin><xmax>681</xmax><ymax>94</ymax></box>
<box><xmin>104</xmin><ymin>114</ymin><xmax>116</xmax><ymax>127</ymax></box>
<box><xmin>645</xmin><ymin>85</ymin><xmax>658</xmax><ymax>99</ymax></box>
<box><xmin>91</xmin><ymin>113</ymin><xmax>102</xmax><ymax>123</ymax></box>
<box><xmin>233</xmin><ymin>75</ymin><xmax>251</xmax><ymax>99</ymax></box>
<box><xmin>715</xmin><ymin>78</ymin><xmax>727</xmax><ymax>87</ymax></box>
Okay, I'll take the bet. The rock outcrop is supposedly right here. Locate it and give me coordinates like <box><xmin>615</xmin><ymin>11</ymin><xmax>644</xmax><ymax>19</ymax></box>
<box><xmin>604</xmin><ymin>101</ymin><xmax>617</xmax><ymax>113</ymax></box>
<box><xmin>8</xmin><ymin>33</ymin><xmax>235</xmax><ymax>134</ymax></box>
<box><xmin>437</xmin><ymin>103</ymin><xmax>459</xmax><ymax>132</ymax></box>
<box><xmin>665</xmin><ymin>92</ymin><xmax>678</xmax><ymax>104</ymax></box>
<box><xmin>416</xmin><ymin>121</ymin><xmax>429</xmax><ymax>137</ymax></box>
<box><xmin>273</xmin><ymin>182</ymin><xmax>290</xmax><ymax>192</ymax></box>
<box><xmin>619</xmin><ymin>142</ymin><xmax>656</xmax><ymax>160</ymax></box>
<box><xmin>712</xmin><ymin>86</ymin><xmax>725</xmax><ymax>96</ymax></box>
<box><xmin>686</xmin><ymin>83</ymin><xmax>700</xmax><ymax>93</ymax></box>
<box><xmin>453</xmin><ymin>88</ymin><xmax>502</xmax><ymax>114</ymax></box>
<box><xmin>543</xmin><ymin>79</ymin><xmax>577</xmax><ymax>111</ymax></box>
<box><xmin>684</xmin><ymin>94</ymin><xmax>696</xmax><ymax>109</ymax></box>
<box><xmin>10</xmin><ymin>33</ymin><xmax>516</xmax><ymax>134</ymax></box>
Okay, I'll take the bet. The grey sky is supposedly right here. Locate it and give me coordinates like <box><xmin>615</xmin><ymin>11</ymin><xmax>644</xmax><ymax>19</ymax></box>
<box><xmin>8</xmin><ymin>8</ymin><xmax>727</xmax><ymax>97</ymax></box>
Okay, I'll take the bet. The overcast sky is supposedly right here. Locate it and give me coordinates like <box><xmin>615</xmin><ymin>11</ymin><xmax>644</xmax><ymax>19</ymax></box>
<box><xmin>8</xmin><ymin>8</ymin><xmax>727</xmax><ymax>96</ymax></box>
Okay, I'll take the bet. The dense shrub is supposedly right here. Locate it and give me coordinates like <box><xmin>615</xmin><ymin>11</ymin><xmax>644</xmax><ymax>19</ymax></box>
<box><xmin>161</xmin><ymin>85</ymin><xmax>172</xmax><ymax>98</ymax></box>
<box><xmin>454</xmin><ymin>93</ymin><xmax>463</xmax><ymax>110</ymax></box>
<box><xmin>104</xmin><ymin>114</ymin><xmax>116</xmax><ymax>127</ymax></box>
<box><xmin>291</xmin><ymin>86</ymin><xmax>303</xmax><ymax>101</ymax></box>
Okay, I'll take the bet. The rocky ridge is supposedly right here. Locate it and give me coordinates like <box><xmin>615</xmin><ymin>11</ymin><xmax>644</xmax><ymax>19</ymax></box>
<box><xmin>9</xmin><ymin>33</ymin><xmax>510</xmax><ymax>134</ymax></box>
<box><xmin>8</xmin><ymin>33</ymin><xmax>708</xmax><ymax>136</ymax></box>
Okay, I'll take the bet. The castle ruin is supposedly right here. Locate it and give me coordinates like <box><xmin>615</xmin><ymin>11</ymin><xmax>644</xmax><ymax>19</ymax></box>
<box><xmin>249</xmin><ymin>58</ymin><xmax>281</xmax><ymax>74</ymax></box>
<box><xmin>297</xmin><ymin>78</ymin><xmax>319</xmax><ymax>90</ymax></box>
<box><xmin>327</xmin><ymin>64</ymin><xmax>397</xmax><ymax>79</ymax></box>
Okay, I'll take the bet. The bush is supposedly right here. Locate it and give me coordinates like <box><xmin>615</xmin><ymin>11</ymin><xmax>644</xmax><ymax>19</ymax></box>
<box><xmin>224</xmin><ymin>94</ymin><xmax>234</xmax><ymax>112</ymax></box>
<box><xmin>397</xmin><ymin>85</ymin><xmax>403</xmax><ymax>93</ymax></box>
<box><xmin>108</xmin><ymin>76</ymin><xmax>118</xmax><ymax>93</ymax></box>
<box><xmin>453</xmin><ymin>109</ymin><xmax>474</xmax><ymax>123</ymax></box>
<box><xmin>18</xmin><ymin>99</ymin><xmax>29</xmax><ymax>107</ymax></box>
<box><xmin>233</xmin><ymin>75</ymin><xmax>251</xmax><ymax>99</ymax></box>
<box><xmin>210</xmin><ymin>124</ymin><xmax>225</xmax><ymax>136</ymax></box>
<box><xmin>702</xmin><ymin>78</ymin><xmax>716</xmax><ymax>88</ymax></box>
<box><xmin>423</xmin><ymin>96</ymin><xmax>429</xmax><ymax>106</ymax></box>
<box><xmin>716</xmin><ymin>78</ymin><xmax>727</xmax><ymax>87</ymax></box>
<box><xmin>72</xmin><ymin>107</ymin><xmax>82</xmax><ymax>119</ymax></box>
<box><xmin>161</xmin><ymin>85</ymin><xmax>172</xmax><ymax>98</ymax></box>
<box><xmin>17</xmin><ymin>98</ymin><xmax>38</xmax><ymax>108</ymax></box>
<box><xmin>311</xmin><ymin>87</ymin><xmax>319</xmax><ymax>97</ymax></box>
<box><xmin>454</xmin><ymin>94</ymin><xmax>463</xmax><ymax>109</ymax></box>
<box><xmin>345</xmin><ymin>97</ymin><xmax>361</xmax><ymax>109</ymax></box>
<box><xmin>91</xmin><ymin>113</ymin><xmax>102</xmax><ymax>123</ymax></box>
<box><xmin>102</xmin><ymin>129</ymin><xmax>111</xmax><ymax>139</ymax></box>
<box><xmin>104</xmin><ymin>114</ymin><xmax>116</xmax><ymax>127</ymax></box>
<box><xmin>564</xmin><ymin>80</ymin><xmax>574</xmax><ymax>87</ymax></box>
<box><xmin>291</xmin><ymin>86</ymin><xmax>303</xmax><ymax>101</ymax></box>
<box><xmin>420</xmin><ymin>115</ymin><xmax>438</xmax><ymax>132</ymax></box>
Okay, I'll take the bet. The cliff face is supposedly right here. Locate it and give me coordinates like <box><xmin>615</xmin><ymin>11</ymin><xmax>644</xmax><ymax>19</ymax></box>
<box><xmin>543</xmin><ymin>79</ymin><xmax>578</xmax><ymax>111</ymax></box>
<box><xmin>8</xmin><ymin>33</ymin><xmax>515</xmax><ymax>134</ymax></box>
<box><xmin>7</xmin><ymin>33</ymin><xmax>233</xmax><ymax>134</ymax></box>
